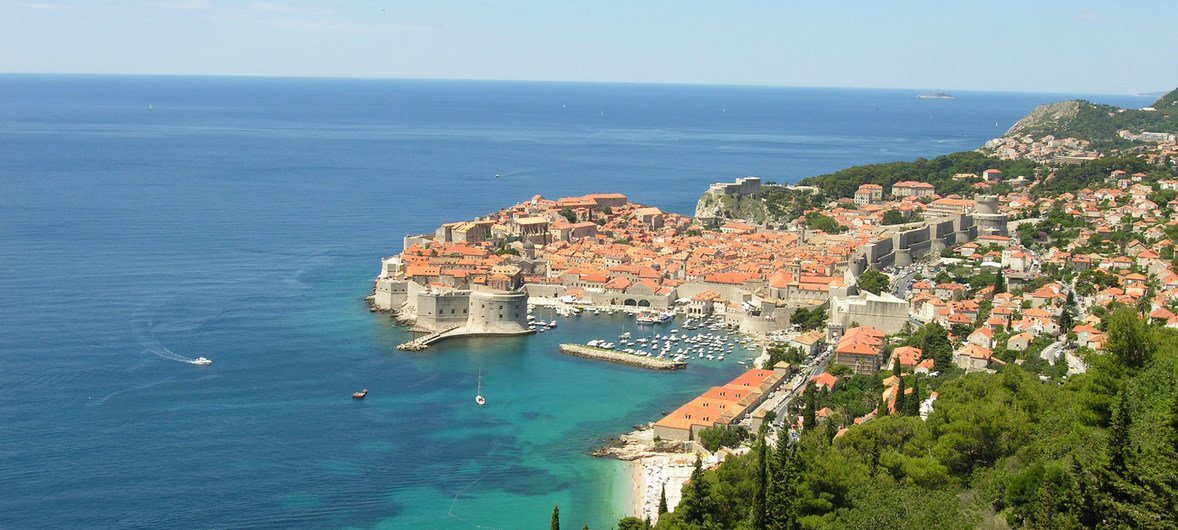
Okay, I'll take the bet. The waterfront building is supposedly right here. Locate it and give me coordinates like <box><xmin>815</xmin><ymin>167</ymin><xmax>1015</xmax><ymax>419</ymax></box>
<box><xmin>652</xmin><ymin>369</ymin><xmax>785</xmax><ymax>442</ymax></box>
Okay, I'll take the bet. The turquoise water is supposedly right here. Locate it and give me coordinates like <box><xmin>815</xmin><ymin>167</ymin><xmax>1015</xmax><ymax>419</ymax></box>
<box><xmin>0</xmin><ymin>75</ymin><xmax>1148</xmax><ymax>528</ymax></box>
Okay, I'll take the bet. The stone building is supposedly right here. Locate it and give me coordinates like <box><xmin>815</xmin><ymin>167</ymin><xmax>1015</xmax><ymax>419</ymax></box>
<box><xmin>854</xmin><ymin>184</ymin><xmax>884</xmax><ymax>205</ymax></box>
<box><xmin>890</xmin><ymin>180</ymin><xmax>936</xmax><ymax>198</ymax></box>
<box><xmin>831</xmin><ymin>326</ymin><xmax>886</xmax><ymax>375</ymax></box>
<box><xmin>830</xmin><ymin>291</ymin><xmax>909</xmax><ymax>334</ymax></box>
<box><xmin>972</xmin><ymin>194</ymin><xmax>1009</xmax><ymax>237</ymax></box>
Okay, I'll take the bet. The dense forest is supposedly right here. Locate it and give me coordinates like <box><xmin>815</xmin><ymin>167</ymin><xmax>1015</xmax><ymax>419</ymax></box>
<box><xmin>619</xmin><ymin>309</ymin><xmax>1177</xmax><ymax>529</ymax></box>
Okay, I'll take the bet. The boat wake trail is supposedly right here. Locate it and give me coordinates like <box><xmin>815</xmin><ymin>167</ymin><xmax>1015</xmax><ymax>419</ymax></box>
<box><xmin>130</xmin><ymin>308</ymin><xmax>202</xmax><ymax>364</ymax></box>
<box><xmin>446</xmin><ymin>468</ymin><xmax>501</xmax><ymax>529</ymax></box>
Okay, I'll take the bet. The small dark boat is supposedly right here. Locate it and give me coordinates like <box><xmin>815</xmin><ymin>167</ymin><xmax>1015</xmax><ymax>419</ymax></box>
<box><xmin>353</xmin><ymin>389</ymin><xmax>368</xmax><ymax>399</ymax></box>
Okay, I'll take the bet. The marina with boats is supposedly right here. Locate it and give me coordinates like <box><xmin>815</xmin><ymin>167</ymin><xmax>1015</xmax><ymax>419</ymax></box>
<box><xmin>533</xmin><ymin>303</ymin><xmax>761</xmax><ymax>370</ymax></box>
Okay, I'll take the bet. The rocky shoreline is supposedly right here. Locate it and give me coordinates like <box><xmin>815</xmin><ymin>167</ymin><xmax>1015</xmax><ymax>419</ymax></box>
<box><xmin>589</xmin><ymin>423</ymin><xmax>688</xmax><ymax>460</ymax></box>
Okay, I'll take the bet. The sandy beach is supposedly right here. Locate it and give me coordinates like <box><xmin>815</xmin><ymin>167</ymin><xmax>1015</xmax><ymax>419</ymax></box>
<box><xmin>630</xmin><ymin>454</ymin><xmax>698</xmax><ymax>523</ymax></box>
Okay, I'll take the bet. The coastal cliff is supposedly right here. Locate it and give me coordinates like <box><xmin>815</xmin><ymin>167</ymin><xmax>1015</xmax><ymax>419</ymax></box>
<box><xmin>694</xmin><ymin>191</ymin><xmax>768</xmax><ymax>224</ymax></box>
<box><xmin>1004</xmin><ymin>100</ymin><xmax>1084</xmax><ymax>137</ymax></box>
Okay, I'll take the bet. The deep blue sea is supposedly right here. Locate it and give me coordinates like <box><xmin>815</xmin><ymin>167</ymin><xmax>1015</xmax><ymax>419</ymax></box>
<box><xmin>0</xmin><ymin>75</ymin><xmax>1147</xmax><ymax>529</ymax></box>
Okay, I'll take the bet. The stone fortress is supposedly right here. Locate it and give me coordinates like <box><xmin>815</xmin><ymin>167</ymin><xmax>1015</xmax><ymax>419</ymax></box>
<box><xmin>370</xmin><ymin>179</ymin><xmax>1007</xmax><ymax>349</ymax></box>
<box><xmin>828</xmin><ymin>193</ymin><xmax>1007</xmax><ymax>340</ymax></box>
<box><xmin>972</xmin><ymin>194</ymin><xmax>1010</xmax><ymax>237</ymax></box>
<box><xmin>694</xmin><ymin>176</ymin><xmax>763</xmax><ymax>227</ymax></box>
<box><xmin>373</xmin><ymin>259</ymin><xmax>531</xmax><ymax>341</ymax></box>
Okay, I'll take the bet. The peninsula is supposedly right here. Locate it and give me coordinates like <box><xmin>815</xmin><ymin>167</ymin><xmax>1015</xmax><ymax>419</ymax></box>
<box><xmin>370</xmin><ymin>181</ymin><xmax>1001</xmax><ymax>352</ymax></box>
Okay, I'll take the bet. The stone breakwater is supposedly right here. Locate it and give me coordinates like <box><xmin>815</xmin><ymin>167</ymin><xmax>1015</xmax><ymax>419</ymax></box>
<box><xmin>559</xmin><ymin>344</ymin><xmax>687</xmax><ymax>370</ymax></box>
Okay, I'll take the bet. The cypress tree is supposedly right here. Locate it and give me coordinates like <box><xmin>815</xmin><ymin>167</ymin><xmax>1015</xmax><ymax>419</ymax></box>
<box><xmin>1071</xmin><ymin>457</ymin><xmax>1099</xmax><ymax>528</ymax></box>
<box><xmin>751</xmin><ymin>427</ymin><xmax>768</xmax><ymax>529</ymax></box>
<box><xmin>658</xmin><ymin>483</ymin><xmax>667</xmax><ymax>515</ymax></box>
<box><xmin>1107</xmin><ymin>391</ymin><xmax>1132</xmax><ymax>478</ymax></box>
<box><xmin>551</xmin><ymin>503</ymin><xmax>560</xmax><ymax>530</ymax></box>
<box><xmin>767</xmin><ymin>434</ymin><xmax>799</xmax><ymax>530</ymax></box>
<box><xmin>895</xmin><ymin>376</ymin><xmax>907</xmax><ymax>416</ymax></box>
<box><xmin>995</xmin><ymin>268</ymin><xmax>1006</xmax><ymax>294</ymax></box>
<box><xmin>1060</xmin><ymin>305</ymin><xmax>1074</xmax><ymax>334</ymax></box>
<box><xmin>1061</xmin><ymin>290</ymin><xmax>1076</xmax><ymax>332</ymax></box>
<box><xmin>892</xmin><ymin>356</ymin><xmax>901</xmax><ymax>377</ymax></box>
<box><xmin>803</xmin><ymin>386</ymin><xmax>816</xmax><ymax>430</ymax></box>
<box><xmin>905</xmin><ymin>377</ymin><xmax>921</xmax><ymax>417</ymax></box>
<box><xmin>678</xmin><ymin>456</ymin><xmax>712</xmax><ymax>526</ymax></box>
<box><xmin>1098</xmin><ymin>390</ymin><xmax>1147</xmax><ymax>527</ymax></box>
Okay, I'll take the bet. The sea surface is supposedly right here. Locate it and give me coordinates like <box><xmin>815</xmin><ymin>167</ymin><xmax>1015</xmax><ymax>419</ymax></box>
<box><xmin>0</xmin><ymin>75</ymin><xmax>1147</xmax><ymax>529</ymax></box>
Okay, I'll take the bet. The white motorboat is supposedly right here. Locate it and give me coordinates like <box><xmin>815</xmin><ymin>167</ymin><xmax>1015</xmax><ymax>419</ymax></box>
<box><xmin>193</xmin><ymin>357</ymin><xmax>213</xmax><ymax>366</ymax></box>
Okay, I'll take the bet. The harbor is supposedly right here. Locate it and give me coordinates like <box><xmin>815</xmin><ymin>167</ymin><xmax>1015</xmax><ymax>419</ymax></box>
<box><xmin>559</xmin><ymin>344</ymin><xmax>687</xmax><ymax>370</ymax></box>
<box><xmin>537</xmin><ymin>305</ymin><xmax>762</xmax><ymax>369</ymax></box>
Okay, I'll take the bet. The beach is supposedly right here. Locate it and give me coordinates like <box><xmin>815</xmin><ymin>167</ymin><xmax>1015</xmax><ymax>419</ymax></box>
<box><xmin>630</xmin><ymin>454</ymin><xmax>698</xmax><ymax>523</ymax></box>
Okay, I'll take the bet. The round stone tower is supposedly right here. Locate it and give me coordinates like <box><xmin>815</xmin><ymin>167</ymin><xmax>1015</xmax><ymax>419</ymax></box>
<box><xmin>972</xmin><ymin>194</ymin><xmax>1008</xmax><ymax>236</ymax></box>
<box><xmin>465</xmin><ymin>290</ymin><xmax>530</xmax><ymax>335</ymax></box>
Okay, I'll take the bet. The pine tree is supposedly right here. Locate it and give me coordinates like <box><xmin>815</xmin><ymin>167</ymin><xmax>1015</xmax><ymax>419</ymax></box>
<box><xmin>658</xmin><ymin>483</ymin><xmax>668</xmax><ymax>515</ymax></box>
<box><xmin>551</xmin><ymin>503</ymin><xmax>560</xmax><ymax>530</ymax></box>
<box><xmin>895</xmin><ymin>376</ymin><xmax>907</xmax><ymax>416</ymax></box>
<box><xmin>1106</xmin><ymin>307</ymin><xmax>1154</xmax><ymax>369</ymax></box>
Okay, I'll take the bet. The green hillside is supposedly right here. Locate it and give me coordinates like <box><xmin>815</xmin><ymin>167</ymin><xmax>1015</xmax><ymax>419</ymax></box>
<box><xmin>1004</xmin><ymin>87</ymin><xmax>1178</xmax><ymax>145</ymax></box>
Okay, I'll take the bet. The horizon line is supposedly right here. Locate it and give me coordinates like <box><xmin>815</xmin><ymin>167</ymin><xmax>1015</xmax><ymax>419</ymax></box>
<box><xmin>0</xmin><ymin>71</ymin><xmax>1165</xmax><ymax>98</ymax></box>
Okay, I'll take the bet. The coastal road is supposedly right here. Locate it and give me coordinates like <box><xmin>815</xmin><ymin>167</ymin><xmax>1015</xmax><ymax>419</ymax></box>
<box><xmin>769</xmin><ymin>349</ymin><xmax>831</xmax><ymax>429</ymax></box>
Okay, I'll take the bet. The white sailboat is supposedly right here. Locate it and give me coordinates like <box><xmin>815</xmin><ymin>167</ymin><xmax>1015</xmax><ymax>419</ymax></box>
<box><xmin>475</xmin><ymin>370</ymin><xmax>486</xmax><ymax>406</ymax></box>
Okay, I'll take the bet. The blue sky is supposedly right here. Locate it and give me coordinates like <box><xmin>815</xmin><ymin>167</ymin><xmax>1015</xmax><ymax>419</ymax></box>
<box><xmin>2</xmin><ymin>0</ymin><xmax>1175</xmax><ymax>94</ymax></box>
